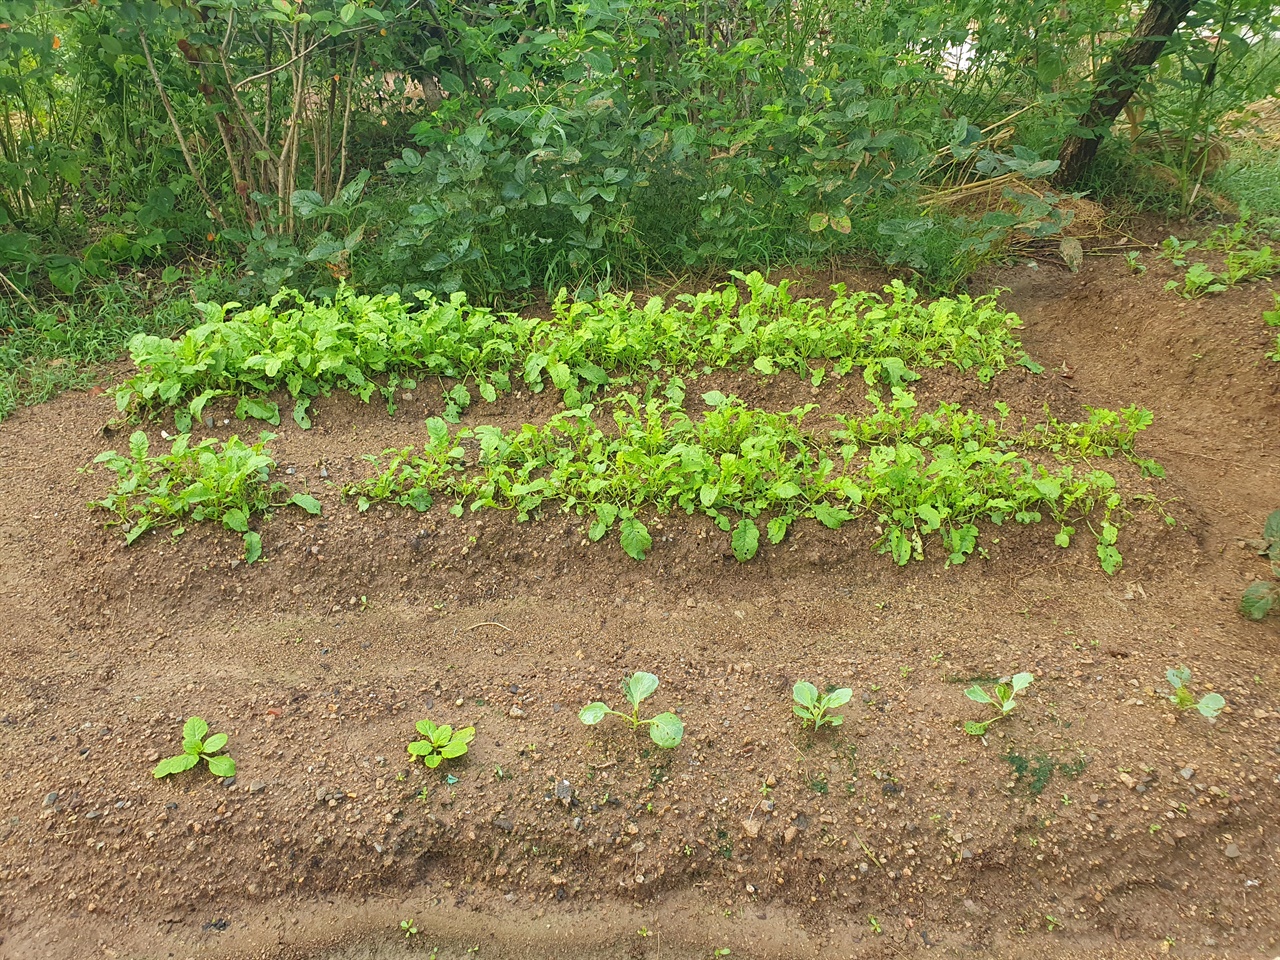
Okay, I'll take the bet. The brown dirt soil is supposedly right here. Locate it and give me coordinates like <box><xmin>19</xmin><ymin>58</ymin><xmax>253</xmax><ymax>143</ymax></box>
<box><xmin>0</xmin><ymin>253</ymin><xmax>1277</xmax><ymax>960</ymax></box>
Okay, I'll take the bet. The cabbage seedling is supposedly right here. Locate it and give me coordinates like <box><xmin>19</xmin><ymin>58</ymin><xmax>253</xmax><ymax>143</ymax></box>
<box><xmin>408</xmin><ymin>719</ymin><xmax>475</xmax><ymax>767</ymax></box>
<box><xmin>963</xmin><ymin>672</ymin><xmax>1034</xmax><ymax>736</ymax></box>
<box><xmin>1165</xmin><ymin>667</ymin><xmax>1225</xmax><ymax>720</ymax></box>
<box><xmin>792</xmin><ymin>682</ymin><xmax>852</xmax><ymax>729</ymax></box>
<box><xmin>579</xmin><ymin>672</ymin><xmax>684</xmax><ymax>748</ymax></box>
<box><xmin>153</xmin><ymin>716</ymin><xmax>236</xmax><ymax>779</ymax></box>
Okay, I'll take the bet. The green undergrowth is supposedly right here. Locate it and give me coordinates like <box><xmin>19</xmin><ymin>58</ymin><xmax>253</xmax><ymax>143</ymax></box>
<box><xmin>88</xmin><ymin>430</ymin><xmax>321</xmax><ymax>561</ymax></box>
<box><xmin>114</xmin><ymin>272</ymin><xmax>1030</xmax><ymax>430</ymax></box>
<box><xmin>347</xmin><ymin>387</ymin><xmax>1157</xmax><ymax>572</ymax></box>
<box><xmin>0</xmin><ymin>283</ymin><xmax>196</xmax><ymax>422</ymax></box>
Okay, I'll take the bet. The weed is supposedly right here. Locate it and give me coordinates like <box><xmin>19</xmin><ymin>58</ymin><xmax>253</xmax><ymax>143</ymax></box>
<box><xmin>407</xmin><ymin>719</ymin><xmax>476</xmax><ymax>768</ymax></box>
<box><xmin>868</xmin><ymin>916</ymin><xmax>882</xmax><ymax>935</ymax></box>
<box><xmin>1045</xmin><ymin>915</ymin><xmax>1061</xmax><ymax>932</ymax></box>
<box><xmin>1240</xmin><ymin>508</ymin><xmax>1280</xmax><ymax>620</ymax></box>
<box><xmin>792</xmin><ymin>682</ymin><xmax>852</xmax><ymax>730</ymax></box>
<box><xmin>963</xmin><ymin>672</ymin><xmax>1035</xmax><ymax>736</ymax></box>
<box><xmin>1164</xmin><ymin>668</ymin><xmax>1225</xmax><ymax>720</ymax></box>
<box><xmin>1123</xmin><ymin>251</ymin><xmax>1147</xmax><ymax>275</ymax></box>
<box><xmin>89</xmin><ymin>430</ymin><xmax>320</xmax><ymax>561</ymax></box>
<box><xmin>579</xmin><ymin>673</ymin><xmax>684</xmax><ymax>749</ymax></box>
<box><xmin>401</xmin><ymin>919</ymin><xmax>418</xmax><ymax>939</ymax></box>
<box><xmin>153</xmin><ymin>717</ymin><xmax>236</xmax><ymax>779</ymax></box>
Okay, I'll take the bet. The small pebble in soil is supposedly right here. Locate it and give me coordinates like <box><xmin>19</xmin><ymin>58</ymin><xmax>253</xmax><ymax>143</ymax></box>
<box><xmin>1180</xmin><ymin>767</ymin><xmax>1195</xmax><ymax>780</ymax></box>
<box><xmin>249</xmin><ymin>781</ymin><xmax>267</xmax><ymax>795</ymax></box>
<box><xmin>509</xmin><ymin>705</ymin><xmax>526</xmax><ymax>719</ymax></box>
<box><xmin>43</xmin><ymin>792</ymin><xmax>57</xmax><ymax>807</ymax></box>
<box><xmin>1224</xmin><ymin>843</ymin><xmax>1241</xmax><ymax>859</ymax></box>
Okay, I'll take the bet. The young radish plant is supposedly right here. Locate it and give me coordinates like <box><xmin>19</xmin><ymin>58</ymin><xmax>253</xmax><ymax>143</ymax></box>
<box><xmin>579</xmin><ymin>672</ymin><xmax>684</xmax><ymax>748</ymax></box>
<box><xmin>153</xmin><ymin>717</ymin><xmax>236</xmax><ymax>779</ymax></box>
<box><xmin>963</xmin><ymin>672</ymin><xmax>1035</xmax><ymax>736</ymax></box>
<box><xmin>792</xmin><ymin>682</ymin><xmax>853</xmax><ymax>729</ymax></box>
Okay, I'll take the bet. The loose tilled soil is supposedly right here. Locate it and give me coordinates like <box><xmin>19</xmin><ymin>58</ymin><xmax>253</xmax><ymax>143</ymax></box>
<box><xmin>0</xmin><ymin>246</ymin><xmax>1277</xmax><ymax>960</ymax></box>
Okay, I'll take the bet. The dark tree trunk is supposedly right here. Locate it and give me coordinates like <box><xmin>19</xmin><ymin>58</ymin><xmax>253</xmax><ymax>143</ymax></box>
<box><xmin>1053</xmin><ymin>0</ymin><xmax>1194</xmax><ymax>188</ymax></box>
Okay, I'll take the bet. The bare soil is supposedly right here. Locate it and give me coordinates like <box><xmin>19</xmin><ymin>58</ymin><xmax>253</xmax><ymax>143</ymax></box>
<box><xmin>0</xmin><ymin>249</ymin><xmax>1277</xmax><ymax>960</ymax></box>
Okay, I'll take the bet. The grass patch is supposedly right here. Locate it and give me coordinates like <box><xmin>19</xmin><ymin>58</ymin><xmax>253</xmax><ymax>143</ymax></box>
<box><xmin>0</xmin><ymin>283</ymin><xmax>196</xmax><ymax>423</ymax></box>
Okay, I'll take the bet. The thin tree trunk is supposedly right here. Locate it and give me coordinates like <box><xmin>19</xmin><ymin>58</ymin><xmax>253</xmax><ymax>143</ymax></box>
<box><xmin>1053</xmin><ymin>0</ymin><xmax>1193</xmax><ymax>188</ymax></box>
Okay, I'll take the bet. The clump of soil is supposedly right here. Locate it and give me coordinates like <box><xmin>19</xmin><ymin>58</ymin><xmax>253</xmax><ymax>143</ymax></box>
<box><xmin>0</xmin><ymin>253</ymin><xmax>1276</xmax><ymax>960</ymax></box>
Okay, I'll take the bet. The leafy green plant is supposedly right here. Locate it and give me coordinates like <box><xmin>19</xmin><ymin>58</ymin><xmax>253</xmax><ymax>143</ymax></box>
<box><xmin>115</xmin><ymin>275</ymin><xmax>1026</xmax><ymax>430</ymax></box>
<box><xmin>792</xmin><ymin>682</ymin><xmax>853</xmax><ymax>729</ymax></box>
<box><xmin>350</xmin><ymin>389</ymin><xmax>1146</xmax><ymax>571</ymax></box>
<box><xmin>407</xmin><ymin>719</ymin><xmax>475</xmax><ymax>768</ymax></box>
<box><xmin>401</xmin><ymin>919</ymin><xmax>418</xmax><ymax>939</ymax></box>
<box><xmin>1164</xmin><ymin>668</ymin><xmax>1225</xmax><ymax>719</ymax></box>
<box><xmin>152</xmin><ymin>717</ymin><xmax>236</xmax><ymax>779</ymax></box>
<box><xmin>1123</xmin><ymin>251</ymin><xmax>1147</xmax><ymax>275</ymax></box>
<box><xmin>89</xmin><ymin>430</ymin><xmax>320</xmax><ymax>562</ymax></box>
<box><xmin>579</xmin><ymin>672</ymin><xmax>684</xmax><ymax>749</ymax></box>
<box><xmin>1241</xmin><ymin>509</ymin><xmax>1280</xmax><ymax>620</ymax></box>
<box><xmin>963</xmin><ymin>672</ymin><xmax>1035</xmax><ymax>735</ymax></box>
<box><xmin>1165</xmin><ymin>262</ymin><xmax>1227</xmax><ymax>298</ymax></box>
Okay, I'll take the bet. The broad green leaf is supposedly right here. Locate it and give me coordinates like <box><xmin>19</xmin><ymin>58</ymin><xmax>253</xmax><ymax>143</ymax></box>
<box><xmin>183</xmin><ymin>717</ymin><xmax>209</xmax><ymax>743</ymax></box>
<box><xmin>767</xmin><ymin>517</ymin><xmax>790</xmax><ymax>544</ymax></box>
<box><xmin>1166</xmin><ymin>667</ymin><xmax>1190</xmax><ymax>689</ymax></box>
<box><xmin>963</xmin><ymin>721</ymin><xmax>988</xmax><ymax>736</ymax></box>
<box><xmin>153</xmin><ymin>753</ymin><xmax>200</xmax><ymax>778</ymax></box>
<box><xmin>202</xmin><ymin>732</ymin><xmax>228</xmax><ymax>754</ymax></box>
<box><xmin>433</xmin><ymin>724</ymin><xmax>454</xmax><ymax>744</ymax></box>
<box><xmin>773</xmin><ymin>482</ymin><xmax>801</xmax><ymax>499</ymax></box>
<box><xmin>416</xmin><ymin>719</ymin><xmax>438</xmax><ymax>738</ymax></box>
<box><xmin>407</xmin><ymin>740</ymin><xmax>435</xmax><ymax>757</ymax></box>
<box><xmin>619</xmin><ymin>517</ymin><xmax>652</xmax><ymax>560</ymax></box>
<box><xmin>235</xmin><ymin>397</ymin><xmax>281</xmax><ymax>425</ymax></box>
<box><xmin>1196</xmin><ymin>693</ymin><xmax>1225</xmax><ymax>719</ymax></box>
<box><xmin>578</xmin><ymin>701</ymin><xmax>609</xmax><ymax>725</ymax></box>
<box><xmin>243</xmin><ymin>531</ymin><xmax>263</xmax><ymax>564</ymax></box>
<box><xmin>625</xmin><ymin>672</ymin><xmax>659</xmax><ymax>706</ymax></box>
<box><xmin>826</xmin><ymin>714</ymin><xmax>845</xmax><ymax>726</ymax></box>
<box><xmin>812</xmin><ymin>504</ymin><xmax>851</xmax><ymax>529</ymax></box>
<box><xmin>206</xmin><ymin>754</ymin><xmax>236</xmax><ymax>778</ymax></box>
<box><xmin>731</xmin><ymin>518</ymin><xmax>760</xmax><ymax>561</ymax></box>
<box><xmin>753</xmin><ymin>356</ymin><xmax>777</xmax><ymax>375</ymax></box>
<box><xmin>423</xmin><ymin>753</ymin><xmax>443</xmax><ymax>768</ymax></box>
<box><xmin>823</xmin><ymin>688</ymin><xmax>853</xmax><ymax>708</ymax></box>
<box><xmin>293</xmin><ymin>399</ymin><xmax>312</xmax><ymax>430</ymax></box>
<box><xmin>440</xmin><ymin>739</ymin><xmax>470</xmax><ymax>759</ymax></box>
<box><xmin>792</xmin><ymin>681</ymin><xmax>818</xmax><ymax>709</ymax></box>
<box><xmin>223</xmin><ymin>508</ymin><xmax>249</xmax><ymax>533</ymax></box>
<box><xmin>1010</xmin><ymin>672</ymin><xmax>1034</xmax><ymax>693</ymax></box>
<box><xmin>290</xmin><ymin>493</ymin><xmax>322</xmax><ymax>515</ymax></box>
<box><xmin>964</xmin><ymin>685</ymin><xmax>994</xmax><ymax>705</ymax></box>
<box><xmin>648</xmin><ymin>712</ymin><xmax>684</xmax><ymax>749</ymax></box>
<box><xmin>1240</xmin><ymin>582</ymin><xmax>1275</xmax><ymax>621</ymax></box>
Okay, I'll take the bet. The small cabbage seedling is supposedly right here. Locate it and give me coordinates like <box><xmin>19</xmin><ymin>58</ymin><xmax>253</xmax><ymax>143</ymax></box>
<box><xmin>1239</xmin><ymin>508</ymin><xmax>1280</xmax><ymax>621</ymax></box>
<box><xmin>579</xmin><ymin>672</ymin><xmax>684</xmax><ymax>748</ymax></box>
<box><xmin>153</xmin><ymin>717</ymin><xmax>236</xmax><ymax>779</ymax></box>
<box><xmin>792</xmin><ymin>682</ymin><xmax>852</xmax><ymax>729</ymax></box>
<box><xmin>964</xmin><ymin>672</ymin><xmax>1034</xmax><ymax>736</ymax></box>
<box><xmin>1165</xmin><ymin>667</ymin><xmax>1225</xmax><ymax>719</ymax></box>
<box><xmin>408</xmin><ymin>719</ymin><xmax>475</xmax><ymax>768</ymax></box>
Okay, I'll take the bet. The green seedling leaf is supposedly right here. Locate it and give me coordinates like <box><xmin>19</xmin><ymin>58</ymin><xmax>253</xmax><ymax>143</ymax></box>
<box><xmin>202</xmin><ymin>732</ymin><xmax>228</xmax><ymax>754</ymax></box>
<box><xmin>619</xmin><ymin>517</ymin><xmax>652</xmax><ymax>561</ymax></box>
<box><xmin>648</xmin><ymin>712</ymin><xmax>684</xmax><ymax>748</ymax></box>
<box><xmin>731</xmin><ymin>518</ymin><xmax>760</xmax><ymax>561</ymax></box>
<box><xmin>625</xmin><ymin>672</ymin><xmax>660</xmax><ymax>707</ymax></box>
<box><xmin>206</xmin><ymin>755</ymin><xmax>236</xmax><ymax>778</ymax></box>
<box><xmin>1240</xmin><ymin>582</ymin><xmax>1275</xmax><ymax>621</ymax></box>
<box><xmin>1010</xmin><ymin>672</ymin><xmax>1034</xmax><ymax>694</ymax></box>
<box><xmin>793</xmin><ymin>682</ymin><xmax>819</xmax><ymax>709</ymax></box>
<box><xmin>183</xmin><ymin>717</ymin><xmax>209</xmax><ymax>743</ymax></box>
<box><xmin>579</xmin><ymin>702</ymin><xmax>609</xmax><ymax>725</ymax></box>
<box><xmin>964</xmin><ymin>685</ymin><xmax>995</xmax><ymax>705</ymax></box>
<box><xmin>408</xmin><ymin>718</ymin><xmax>474</xmax><ymax>767</ymax></box>
<box><xmin>289</xmin><ymin>493</ymin><xmax>323</xmax><ymax>515</ymax></box>
<box><xmin>1196</xmin><ymin>693</ymin><xmax>1226</xmax><ymax>719</ymax></box>
<box><xmin>963</xmin><ymin>720</ymin><xmax>989</xmax><ymax>736</ymax></box>
<box><xmin>235</xmin><ymin>396</ymin><xmax>281</xmax><ymax>425</ymax></box>
<box><xmin>1166</xmin><ymin>667</ymin><xmax>1190</xmax><ymax>689</ymax></box>
<box><xmin>293</xmin><ymin>398</ymin><xmax>313</xmax><ymax>430</ymax></box>
<box><xmin>823</xmin><ymin>688</ymin><xmax>853</xmax><ymax>709</ymax></box>
<box><xmin>153</xmin><ymin>753</ymin><xmax>201</xmax><ymax>778</ymax></box>
<box><xmin>243</xmin><ymin>531</ymin><xmax>263</xmax><ymax>564</ymax></box>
